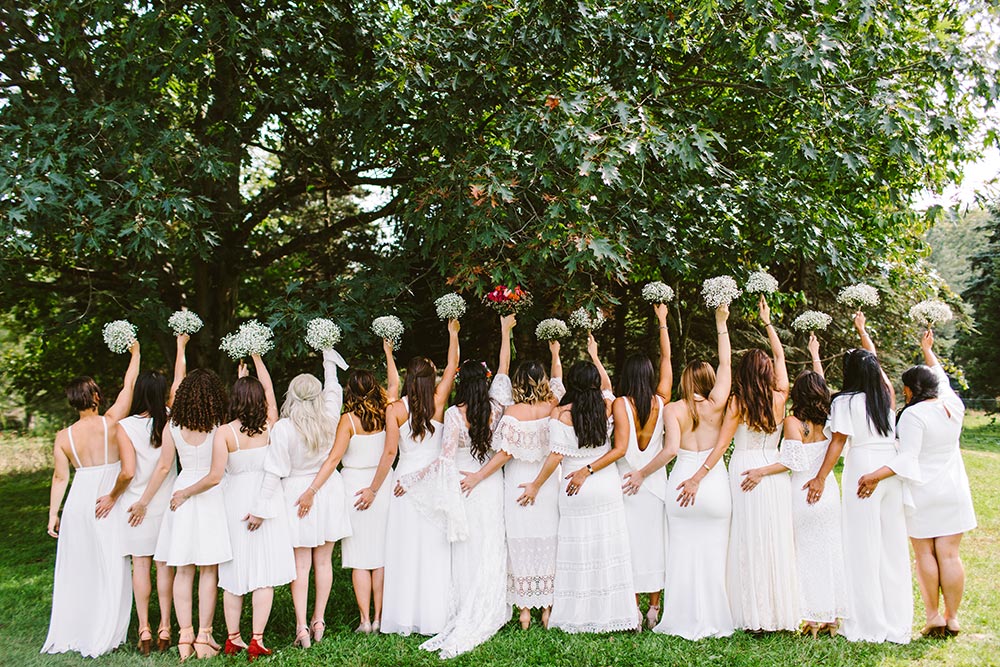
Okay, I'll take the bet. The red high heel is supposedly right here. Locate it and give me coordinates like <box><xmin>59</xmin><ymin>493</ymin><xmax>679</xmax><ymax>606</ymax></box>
<box><xmin>224</xmin><ymin>631</ymin><xmax>245</xmax><ymax>656</ymax></box>
<box><xmin>248</xmin><ymin>634</ymin><xmax>272</xmax><ymax>662</ymax></box>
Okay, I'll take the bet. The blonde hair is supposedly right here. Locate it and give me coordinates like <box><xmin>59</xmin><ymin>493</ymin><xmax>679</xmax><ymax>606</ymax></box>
<box><xmin>281</xmin><ymin>374</ymin><xmax>336</xmax><ymax>452</ymax></box>
<box><xmin>511</xmin><ymin>361</ymin><xmax>555</xmax><ymax>405</ymax></box>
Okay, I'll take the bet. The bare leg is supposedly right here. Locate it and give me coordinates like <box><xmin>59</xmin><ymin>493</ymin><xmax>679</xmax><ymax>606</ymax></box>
<box><xmin>352</xmin><ymin>569</ymin><xmax>372</xmax><ymax>624</ymax></box>
<box><xmin>197</xmin><ymin>565</ymin><xmax>220</xmax><ymax>649</ymax></box>
<box><xmin>911</xmin><ymin>537</ymin><xmax>944</xmax><ymax>628</ymax></box>
<box><xmin>154</xmin><ymin>561</ymin><xmax>174</xmax><ymax>638</ymax></box>
<box><xmin>291</xmin><ymin>547</ymin><xmax>313</xmax><ymax>644</ymax></box>
<box><xmin>372</xmin><ymin>567</ymin><xmax>385</xmax><ymax>624</ymax></box>
<box><xmin>311</xmin><ymin>541</ymin><xmax>336</xmax><ymax>636</ymax></box>
<box><xmin>132</xmin><ymin>556</ymin><xmax>153</xmax><ymax>633</ymax></box>
<box><xmin>222</xmin><ymin>591</ymin><xmax>245</xmax><ymax>648</ymax></box>
<box><xmin>251</xmin><ymin>587</ymin><xmax>275</xmax><ymax>639</ymax></box>
<box><xmin>935</xmin><ymin>534</ymin><xmax>965</xmax><ymax>630</ymax></box>
<box><xmin>173</xmin><ymin>564</ymin><xmax>196</xmax><ymax>631</ymax></box>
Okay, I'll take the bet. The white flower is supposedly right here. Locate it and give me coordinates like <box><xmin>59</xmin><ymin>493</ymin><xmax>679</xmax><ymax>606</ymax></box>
<box><xmin>837</xmin><ymin>283</ymin><xmax>880</xmax><ymax>309</ymax></box>
<box><xmin>103</xmin><ymin>320</ymin><xmax>137</xmax><ymax>355</ymax></box>
<box><xmin>745</xmin><ymin>270</ymin><xmax>779</xmax><ymax>295</ymax></box>
<box><xmin>641</xmin><ymin>281</ymin><xmax>675</xmax><ymax>304</ymax></box>
<box><xmin>167</xmin><ymin>310</ymin><xmax>203</xmax><ymax>336</ymax></box>
<box><xmin>535</xmin><ymin>318</ymin><xmax>570</xmax><ymax>341</ymax></box>
<box><xmin>305</xmin><ymin>318</ymin><xmax>342</xmax><ymax>351</ymax></box>
<box><xmin>569</xmin><ymin>308</ymin><xmax>606</xmax><ymax>331</ymax></box>
<box><xmin>909</xmin><ymin>300</ymin><xmax>953</xmax><ymax>327</ymax></box>
<box><xmin>791</xmin><ymin>310</ymin><xmax>833</xmax><ymax>332</ymax></box>
<box><xmin>372</xmin><ymin>316</ymin><xmax>405</xmax><ymax>350</ymax></box>
<box><xmin>219</xmin><ymin>320</ymin><xmax>274</xmax><ymax>360</ymax></box>
<box><xmin>701</xmin><ymin>276</ymin><xmax>742</xmax><ymax>309</ymax></box>
<box><xmin>434</xmin><ymin>293</ymin><xmax>467</xmax><ymax>321</ymax></box>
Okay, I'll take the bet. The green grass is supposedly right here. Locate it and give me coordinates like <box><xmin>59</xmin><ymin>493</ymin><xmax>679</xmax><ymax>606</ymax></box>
<box><xmin>2</xmin><ymin>416</ymin><xmax>998</xmax><ymax>666</ymax></box>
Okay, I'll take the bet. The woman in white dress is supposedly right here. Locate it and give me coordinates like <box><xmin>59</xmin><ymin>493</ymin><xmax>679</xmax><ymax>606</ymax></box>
<box><xmin>740</xmin><ymin>334</ymin><xmax>847</xmax><ymax>635</ymax></box>
<box><xmin>461</xmin><ymin>315</ymin><xmax>564</xmax><ymax>629</ymax></box>
<box><xmin>898</xmin><ymin>330</ymin><xmax>976</xmax><ymax>637</ymax></box>
<box><xmin>624</xmin><ymin>303</ymin><xmax>733</xmax><ymax>640</ymax></box>
<box><xmin>520</xmin><ymin>334</ymin><xmax>639</xmax><ymax>633</ymax></box>
<box><xmin>297</xmin><ymin>339</ymin><xmax>399</xmax><ymax>633</ymax></box>
<box><xmin>614</xmin><ymin>302</ymin><xmax>672</xmax><ymax>629</ymax></box>
<box><xmin>804</xmin><ymin>312</ymin><xmax>915</xmax><ymax>644</ymax></box>
<box><xmin>254</xmin><ymin>350</ymin><xmax>349</xmax><ymax>648</ymax></box>
<box><xmin>118</xmin><ymin>333</ymin><xmax>187</xmax><ymax>654</ymax></box>
<box><xmin>43</xmin><ymin>343</ymin><xmax>140</xmax><ymax>658</ymax></box>
<box><xmin>381</xmin><ymin>318</ymin><xmax>465</xmax><ymax>636</ymax></box>
<box><xmin>218</xmin><ymin>354</ymin><xmax>294</xmax><ymax>660</ymax></box>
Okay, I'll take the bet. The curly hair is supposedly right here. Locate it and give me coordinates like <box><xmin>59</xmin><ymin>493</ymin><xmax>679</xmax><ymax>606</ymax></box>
<box><xmin>790</xmin><ymin>371</ymin><xmax>830</xmax><ymax>427</ymax></box>
<box><xmin>343</xmin><ymin>369</ymin><xmax>388</xmax><ymax>433</ymax></box>
<box><xmin>228</xmin><ymin>376</ymin><xmax>268</xmax><ymax>436</ymax></box>
<box><xmin>511</xmin><ymin>361</ymin><xmax>554</xmax><ymax>405</ymax></box>
<box><xmin>733</xmin><ymin>349</ymin><xmax>778</xmax><ymax>434</ymax></box>
<box><xmin>455</xmin><ymin>360</ymin><xmax>494</xmax><ymax>463</ymax></box>
<box><xmin>171</xmin><ymin>369</ymin><xmax>227</xmax><ymax>432</ymax></box>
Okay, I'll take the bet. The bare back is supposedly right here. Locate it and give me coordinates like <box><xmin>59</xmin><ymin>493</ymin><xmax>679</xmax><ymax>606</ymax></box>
<box><xmin>58</xmin><ymin>415</ymin><xmax>121</xmax><ymax>468</ymax></box>
<box><xmin>670</xmin><ymin>398</ymin><xmax>725</xmax><ymax>452</ymax></box>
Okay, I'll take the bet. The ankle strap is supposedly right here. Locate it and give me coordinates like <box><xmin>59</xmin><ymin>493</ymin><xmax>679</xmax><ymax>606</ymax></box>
<box><xmin>227</xmin><ymin>631</ymin><xmax>241</xmax><ymax>639</ymax></box>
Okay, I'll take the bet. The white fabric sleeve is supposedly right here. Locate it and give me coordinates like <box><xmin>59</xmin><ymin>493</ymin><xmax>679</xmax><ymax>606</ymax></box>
<box><xmin>890</xmin><ymin>411</ymin><xmax>923</xmax><ymax>483</ymax></box>
<box><xmin>490</xmin><ymin>373</ymin><xmax>514</xmax><ymax>406</ymax></box>
<box><xmin>395</xmin><ymin>408</ymin><xmax>469</xmax><ymax>542</ymax></box>
<box><xmin>602</xmin><ymin>389</ymin><xmax>616</xmax><ymax>402</ymax></box>
<box><xmin>549</xmin><ymin>377</ymin><xmax>566</xmax><ymax>401</ymax></box>
<box><xmin>250</xmin><ymin>422</ymin><xmax>293</xmax><ymax>518</ymax></box>
<box><xmin>828</xmin><ymin>395</ymin><xmax>855</xmax><ymax>438</ymax></box>
<box><xmin>776</xmin><ymin>439</ymin><xmax>810</xmax><ymax>472</ymax></box>
<box><xmin>932</xmin><ymin>364</ymin><xmax>965</xmax><ymax>419</ymax></box>
<box><xmin>322</xmin><ymin>353</ymin><xmax>343</xmax><ymax>420</ymax></box>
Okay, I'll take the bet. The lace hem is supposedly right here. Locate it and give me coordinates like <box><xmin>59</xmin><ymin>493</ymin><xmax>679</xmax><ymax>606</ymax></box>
<box><xmin>507</xmin><ymin>537</ymin><xmax>557</xmax><ymax>607</ymax></box>
<box><xmin>552</xmin><ymin>617</ymin><xmax>639</xmax><ymax>634</ymax></box>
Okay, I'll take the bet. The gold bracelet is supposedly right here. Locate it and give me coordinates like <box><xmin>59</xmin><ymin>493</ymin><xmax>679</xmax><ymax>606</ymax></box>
<box><xmin>309</xmin><ymin>486</ymin><xmax>319</xmax><ymax>494</ymax></box>
<box><xmin>718</xmin><ymin>330</ymin><xmax>728</xmax><ymax>335</ymax></box>
<box><xmin>702</xmin><ymin>464</ymin><xmax>711</xmax><ymax>472</ymax></box>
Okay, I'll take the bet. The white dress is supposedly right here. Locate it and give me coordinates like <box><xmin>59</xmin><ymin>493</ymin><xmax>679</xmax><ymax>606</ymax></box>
<box><xmin>727</xmin><ymin>423</ymin><xmax>800</xmax><ymax>631</ymax></box>
<box><xmin>778</xmin><ymin>431</ymin><xmax>848</xmax><ymax>624</ymax></box>
<box><xmin>831</xmin><ymin>392</ymin><xmax>915</xmax><ymax>644</ymax></box>
<box><xmin>119</xmin><ymin>415</ymin><xmax>177</xmax><ymax>557</ymax></box>
<box><xmin>897</xmin><ymin>364</ymin><xmax>977</xmax><ymax>539</ymax></box>
<box><xmin>340</xmin><ymin>420</ymin><xmax>391</xmax><ymax>569</ymax></box>
<box><xmin>153</xmin><ymin>424</ymin><xmax>232</xmax><ymax>566</ymax></box>
<box><xmin>654</xmin><ymin>449</ymin><xmax>734</xmax><ymax>640</ymax></box>
<box><xmin>548</xmin><ymin>418</ymin><xmax>639</xmax><ymax>633</ymax></box>
<box><xmin>219</xmin><ymin>425</ymin><xmax>296</xmax><ymax>595</ymax></box>
<box><xmin>381</xmin><ymin>400</ymin><xmax>468</xmax><ymax>636</ymax></box>
<box><xmin>421</xmin><ymin>404</ymin><xmax>508</xmax><ymax>658</ymax></box>
<box><xmin>42</xmin><ymin>418</ymin><xmax>132</xmax><ymax>657</ymax></box>
<box><xmin>617</xmin><ymin>397</ymin><xmax>668</xmax><ymax>593</ymax></box>
<box><xmin>491</xmin><ymin>374</ymin><xmax>561</xmax><ymax>609</ymax></box>
<box><xmin>253</xmin><ymin>358</ymin><xmax>351</xmax><ymax>548</ymax></box>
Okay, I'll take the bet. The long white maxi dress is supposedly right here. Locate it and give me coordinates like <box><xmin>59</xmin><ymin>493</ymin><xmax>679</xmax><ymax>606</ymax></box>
<box><xmin>831</xmin><ymin>392</ymin><xmax>916</xmax><ymax>644</ymax></box>
<box><xmin>42</xmin><ymin>418</ymin><xmax>131</xmax><ymax>657</ymax></box>
<box><xmin>491</xmin><ymin>374</ymin><xmax>562</xmax><ymax>609</ymax></box>
<box><xmin>653</xmin><ymin>448</ymin><xmax>734</xmax><ymax>640</ymax></box>
<box><xmin>617</xmin><ymin>396</ymin><xmax>667</xmax><ymax>594</ymax></box>
<box><xmin>339</xmin><ymin>419</ymin><xmax>391</xmax><ymax>569</ymax></box>
<box><xmin>548</xmin><ymin>417</ymin><xmax>639</xmax><ymax>633</ymax></box>
<box><xmin>897</xmin><ymin>364</ymin><xmax>977</xmax><ymax>539</ymax></box>
<box><xmin>421</xmin><ymin>404</ymin><xmax>508</xmax><ymax>658</ymax></box>
<box><xmin>119</xmin><ymin>415</ymin><xmax>177</xmax><ymax>557</ymax></box>
<box><xmin>777</xmin><ymin>430</ymin><xmax>848</xmax><ymax>625</ymax></box>
<box><xmin>727</xmin><ymin>423</ymin><xmax>800</xmax><ymax>631</ymax></box>
<box><xmin>381</xmin><ymin>399</ymin><xmax>469</xmax><ymax>636</ymax></box>
<box><xmin>219</xmin><ymin>425</ymin><xmax>296</xmax><ymax>595</ymax></box>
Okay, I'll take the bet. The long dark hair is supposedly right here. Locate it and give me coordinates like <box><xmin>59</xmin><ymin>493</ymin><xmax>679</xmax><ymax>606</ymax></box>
<box><xmin>344</xmin><ymin>370</ymin><xmax>388</xmax><ymax>432</ymax></box>
<box><xmin>560</xmin><ymin>361</ymin><xmax>607</xmax><ymax>448</ymax></box>
<box><xmin>616</xmin><ymin>354</ymin><xmax>655</xmax><ymax>425</ymax></box>
<box><xmin>403</xmin><ymin>357</ymin><xmax>437</xmax><ymax>440</ymax></box>
<box><xmin>790</xmin><ymin>371</ymin><xmax>830</xmax><ymax>427</ymax></box>
<box><xmin>129</xmin><ymin>371</ymin><xmax>169</xmax><ymax>447</ymax></box>
<box><xmin>835</xmin><ymin>349</ymin><xmax>892</xmax><ymax>437</ymax></box>
<box><xmin>733</xmin><ymin>349</ymin><xmax>777</xmax><ymax>433</ymax></box>
<box><xmin>455</xmin><ymin>360</ymin><xmax>493</xmax><ymax>463</ymax></box>
<box><xmin>897</xmin><ymin>365</ymin><xmax>940</xmax><ymax>424</ymax></box>
<box><xmin>228</xmin><ymin>376</ymin><xmax>268</xmax><ymax>436</ymax></box>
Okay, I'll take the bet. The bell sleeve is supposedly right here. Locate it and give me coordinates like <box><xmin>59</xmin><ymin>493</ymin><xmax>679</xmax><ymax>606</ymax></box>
<box><xmin>891</xmin><ymin>411</ymin><xmax>924</xmax><ymax>484</ymax></box>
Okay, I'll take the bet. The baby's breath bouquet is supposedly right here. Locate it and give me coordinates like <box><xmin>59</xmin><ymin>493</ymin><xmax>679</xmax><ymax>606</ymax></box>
<box><xmin>837</xmin><ymin>283</ymin><xmax>880</xmax><ymax>310</ymax></box>
<box><xmin>791</xmin><ymin>311</ymin><xmax>833</xmax><ymax>334</ymax></box>
<box><xmin>167</xmin><ymin>310</ymin><xmax>203</xmax><ymax>336</ymax></box>
<box><xmin>434</xmin><ymin>293</ymin><xmax>467</xmax><ymax>321</ymax></box>
<box><xmin>535</xmin><ymin>318</ymin><xmax>570</xmax><ymax>341</ymax></box>
<box><xmin>641</xmin><ymin>281</ymin><xmax>675</xmax><ymax>305</ymax></box>
<box><xmin>305</xmin><ymin>318</ymin><xmax>342</xmax><ymax>351</ymax></box>
<box><xmin>220</xmin><ymin>320</ymin><xmax>274</xmax><ymax>360</ymax></box>
<box><xmin>569</xmin><ymin>308</ymin><xmax>606</xmax><ymax>332</ymax></box>
<box><xmin>909</xmin><ymin>300</ymin><xmax>953</xmax><ymax>329</ymax></box>
<box><xmin>701</xmin><ymin>276</ymin><xmax>742</xmax><ymax>309</ymax></box>
<box><xmin>103</xmin><ymin>320</ymin><xmax>138</xmax><ymax>354</ymax></box>
<box><xmin>745</xmin><ymin>270</ymin><xmax>779</xmax><ymax>295</ymax></box>
<box><xmin>372</xmin><ymin>316</ymin><xmax>405</xmax><ymax>350</ymax></box>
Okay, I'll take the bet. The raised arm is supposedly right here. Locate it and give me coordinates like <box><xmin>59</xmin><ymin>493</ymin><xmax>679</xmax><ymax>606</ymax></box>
<box><xmin>106</xmin><ymin>341</ymin><xmax>141</xmax><ymax>421</ymax></box>
<box><xmin>295</xmin><ymin>415</ymin><xmax>353</xmax><ymax>517</ymax></box>
<box><xmin>759</xmin><ymin>296</ymin><xmax>789</xmax><ymax>395</ymax></box>
<box><xmin>676</xmin><ymin>399</ymin><xmax>739</xmax><ymax>507</ymax></box>
<box><xmin>322</xmin><ymin>349</ymin><xmax>344</xmax><ymax>418</ymax></box>
<box><xmin>708</xmin><ymin>304</ymin><xmax>732</xmax><ymax>406</ymax></box>
<box><xmin>168</xmin><ymin>334</ymin><xmax>189</xmax><ymax>408</ymax></box>
<box><xmin>47</xmin><ymin>432</ymin><xmax>71</xmax><ymax>538</ymax></box>
<box><xmin>95</xmin><ymin>428</ymin><xmax>136</xmax><ymax>518</ymax></box>
<box><xmin>498</xmin><ymin>314</ymin><xmax>515</xmax><ymax>376</ymax></box>
<box><xmin>128</xmin><ymin>427</ymin><xmax>177</xmax><ymax>526</ymax></box>
<box><xmin>549</xmin><ymin>340</ymin><xmax>563</xmax><ymax>381</ymax></box>
<box><xmin>854</xmin><ymin>311</ymin><xmax>877</xmax><ymax>355</ymax></box>
<box><xmin>434</xmin><ymin>319</ymin><xmax>461</xmax><ymax>410</ymax></box>
<box><xmin>251</xmin><ymin>353</ymin><xmax>280</xmax><ymax>425</ymax></box>
<box><xmin>586</xmin><ymin>332</ymin><xmax>613</xmax><ymax>393</ymax></box>
<box><xmin>384</xmin><ymin>338</ymin><xmax>400</xmax><ymax>402</ymax></box>
<box><xmin>170</xmin><ymin>429</ymin><xmax>228</xmax><ymax>510</ymax></box>
<box><xmin>808</xmin><ymin>333</ymin><xmax>824</xmax><ymax>377</ymax></box>
<box><xmin>920</xmin><ymin>329</ymin><xmax>939</xmax><ymax>368</ymax></box>
<box><xmin>654</xmin><ymin>303</ymin><xmax>673</xmax><ymax>400</ymax></box>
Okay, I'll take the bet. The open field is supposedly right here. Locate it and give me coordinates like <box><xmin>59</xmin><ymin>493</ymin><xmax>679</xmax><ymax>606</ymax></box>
<box><xmin>1</xmin><ymin>414</ymin><xmax>997</xmax><ymax>666</ymax></box>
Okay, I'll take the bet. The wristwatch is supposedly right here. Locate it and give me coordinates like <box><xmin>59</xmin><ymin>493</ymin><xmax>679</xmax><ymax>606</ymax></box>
<box><xmin>586</xmin><ymin>464</ymin><xmax>594</xmax><ymax>475</ymax></box>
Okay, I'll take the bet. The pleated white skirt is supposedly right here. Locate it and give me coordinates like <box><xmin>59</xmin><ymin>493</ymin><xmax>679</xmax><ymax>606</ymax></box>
<box><xmin>283</xmin><ymin>472</ymin><xmax>352</xmax><ymax>549</ymax></box>
<box><xmin>153</xmin><ymin>470</ymin><xmax>232</xmax><ymax>567</ymax></box>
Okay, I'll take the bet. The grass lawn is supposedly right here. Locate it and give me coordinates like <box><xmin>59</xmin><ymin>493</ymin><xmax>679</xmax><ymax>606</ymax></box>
<box><xmin>1</xmin><ymin>414</ymin><xmax>997</xmax><ymax>666</ymax></box>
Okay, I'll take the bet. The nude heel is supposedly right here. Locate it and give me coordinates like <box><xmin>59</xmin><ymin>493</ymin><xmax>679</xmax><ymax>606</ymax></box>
<box><xmin>177</xmin><ymin>627</ymin><xmax>195</xmax><ymax>662</ymax></box>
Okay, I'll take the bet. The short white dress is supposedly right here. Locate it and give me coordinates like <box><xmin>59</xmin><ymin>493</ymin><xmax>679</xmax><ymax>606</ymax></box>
<box><xmin>340</xmin><ymin>419</ymin><xmax>391</xmax><ymax>569</ymax></box>
<box><xmin>219</xmin><ymin>425</ymin><xmax>296</xmax><ymax>595</ymax></box>
<box><xmin>153</xmin><ymin>424</ymin><xmax>232</xmax><ymax>566</ymax></box>
<box><xmin>727</xmin><ymin>423</ymin><xmax>800</xmax><ymax>631</ymax></box>
<box><xmin>42</xmin><ymin>418</ymin><xmax>131</xmax><ymax>658</ymax></box>
<box><xmin>119</xmin><ymin>415</ymin><xmax>177</xmax><ymax>557</ymax></box>
<box><xmin>617</xmin><ymin>396</ymin><xmax>668</xmax><ymax>593</ymax></box>
<box><xmin>897</xmin><ymin>364</ymin><xmax>977</xmax><ymax>539</ymax></box>
<box><xmin>548</xmin><ymin>417</ymin><xmax>639</xmax><ymax>633</ymax></box>
<box><xmin>778</xmin><ymin>430</ymin><xmax>848</xmax><ymax>624</ymax></box>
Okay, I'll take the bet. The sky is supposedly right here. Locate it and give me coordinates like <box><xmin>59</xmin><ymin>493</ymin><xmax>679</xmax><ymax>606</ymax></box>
<box><xmin>914</xmin><ymin>146</ymin><xmax>1000</xmax><ymax>210</ymax></box>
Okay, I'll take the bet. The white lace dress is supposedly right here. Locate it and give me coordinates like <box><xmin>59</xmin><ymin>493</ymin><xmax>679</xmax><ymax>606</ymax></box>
<box><xmin>381</xmin><ymin>400</ymin><xmax>468</xmax><ymax>636</ymax></box>
<box><xmin>119</xmin><ymin>415</ymin><xmax>176</xmax><ymax>557</ymax></box>
<box><xmin>778</xmin><ymin>431</ymin><xmax>848</xmax><ymax>624</ymax></box>
<box><xmin>548</xmin><ymin>418</ymin><xmax>639</xmax><ymax>633</ymax></box>
<box><xmin>617</xmin><ymin>396</ymin><xmax>667</xmax><ymax>593</ymax></box>
<box><xmin>727</xmin><ymin>423</ymin><xmax>799</xmax><ymax>631</ymax></box>
<box><xmin>421</xmin><ymin>404</ymin><xmax>508</xmax><ymax>658</ymax></box>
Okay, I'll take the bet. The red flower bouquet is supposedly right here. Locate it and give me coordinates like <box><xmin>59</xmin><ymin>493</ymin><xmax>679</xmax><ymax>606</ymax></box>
<box><xmin>484</xmin><ymin>284</ymin><xmax>532</xmax><ymax>316</ymax></box>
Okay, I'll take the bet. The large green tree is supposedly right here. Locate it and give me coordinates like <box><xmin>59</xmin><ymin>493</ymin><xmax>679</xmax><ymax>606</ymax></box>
<box><xmin>957</xmin><ymin>202</ymin><xmax>1000</xmax><ymax>400</ymax></box>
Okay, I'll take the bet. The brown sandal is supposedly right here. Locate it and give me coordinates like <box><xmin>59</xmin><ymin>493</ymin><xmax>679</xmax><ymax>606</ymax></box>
<box><xmin>136</xmin><ymin>626</ymin><xmax>152</xmax><ymax>655</ymax></box>
<box><xmin>157</xmin><ymin>626</ymin><xmax>171</xmax><ymax>653</ymax></box>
